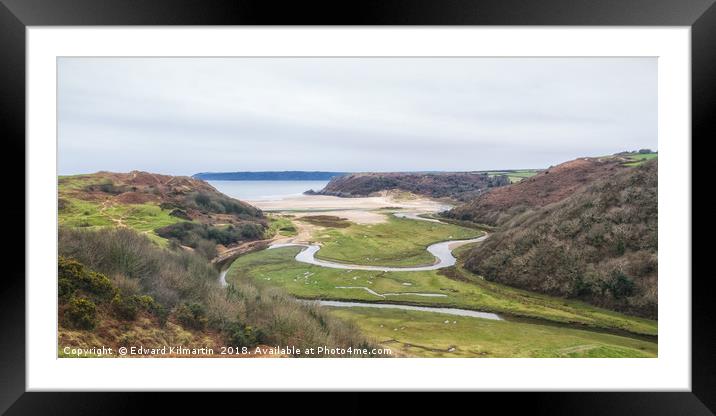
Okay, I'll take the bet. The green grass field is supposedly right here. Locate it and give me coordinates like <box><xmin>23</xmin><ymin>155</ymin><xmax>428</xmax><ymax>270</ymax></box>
<box><xmin>623</xmin><ymin>152</ymin><xmax>658</xmax><ymax>166</ymax></box>
<box><xmin>309</xmin><ymin>215</ymin><xmax>482</xmax><ymax>267</ymax></box>
<box><xmin>485</xmin><ymin>170</ymin><xmax>539</xmax><ymax>183</ymax></box>
<box><xmin>326</xmin><ymin>306</ymin><xmax>657</xmax><ymax>358</ymax></box>
<box><xmin>226</xmin><ymin>245</ymin><xmax>657</xmax><ymax>336</ymax></box>
<box><xmin>58</xmin><ymin>175</ymin><xmax>185</xmax><ymax>245</ymax></box>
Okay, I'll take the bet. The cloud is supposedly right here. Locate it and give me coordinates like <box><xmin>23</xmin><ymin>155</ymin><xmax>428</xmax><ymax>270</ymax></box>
<box><xmin>58</xmin><ymin>57</ymin><xmax>657</xmax><ymax>175</ymax></box>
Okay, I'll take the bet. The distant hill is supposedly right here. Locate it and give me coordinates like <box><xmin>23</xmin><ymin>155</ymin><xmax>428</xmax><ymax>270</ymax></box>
<box><xmin>460</xmin><ymin>159</ymin><xmax>658</xmax><ymax>318</ymax></box>
<box><xmin>309</xmin><ymin>172</ymin><xmax>511</xmax><ymax>201</ymax></box>
<box><xmin>192</xmin><ymin>171</ymin><xmax>347</xmax><ymax>181</ymax></box>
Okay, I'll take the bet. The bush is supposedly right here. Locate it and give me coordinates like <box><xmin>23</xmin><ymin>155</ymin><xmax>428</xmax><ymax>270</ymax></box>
<box><xmin>111</xmin><ymin>294</ymin><xmax>139</xmax><ymax>321</ymax></box>
<box><xmin>85</xmin><ymin>181</ymin><xmax>127</xmax><ymax>195</ymax></box>
<box><xmin>65</xmin><ymin>297</ymin><xmax>98</xmax><ymax>330</ymax></box>
<box><xmin>608</xmin><ymin>271</ymin><xmax>636</xmax><ymax>299</ymax></box>
<box><xmin>155</xmin><ymin>221</ymin><xmax>265</xmax><ymax>259</ymax></box>
<box><xmin>225</xmin><ymin>322</ymin><xmax>263</xmax><ymax>347</ymax></box>
<box><xmin>185</xmin><ymin>191</ymin><xmax>262</xmax><ymax>218</ymax></box>
<box><xmin>58</xmin><ymin>256</ymin><xmax>116</xmax><ymax>301</ymax></box>
<box><xmin>112</xmin><ymin>293</ymin><xmax>159</xmax><ymax>321</ymax></box>
<box><xmin>176</xmin><ymin>302</ymin><xmax>208</xmax><ymax>330</ymax></box>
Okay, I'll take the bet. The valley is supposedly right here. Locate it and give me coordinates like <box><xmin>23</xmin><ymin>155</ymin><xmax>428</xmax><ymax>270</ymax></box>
<box><xmin>57</xmin><ymin>152</ymin><xmax>658</xmax><ymax>358</ymax></box>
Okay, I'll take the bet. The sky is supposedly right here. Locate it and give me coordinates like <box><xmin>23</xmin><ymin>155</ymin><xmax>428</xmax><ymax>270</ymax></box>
<box><xmin>58</xmin><ymin>57</ymin><xmax>657</xmax><ymax>176</ymax></box>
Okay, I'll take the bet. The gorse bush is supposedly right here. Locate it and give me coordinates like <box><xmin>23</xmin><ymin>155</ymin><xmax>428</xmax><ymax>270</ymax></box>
<box><xmin>58</xmin><ymin>256</ymin><xmax>116</xmax><ymax>301</ymax></box>
<box><xmin>176</xmin><ymin>302</ymin><xmax>209</xmax><ymax>330</ymax></box>
<box><xmin>226</xmin><ymin>322</ymin><xmax>263</xmax><ymax>348</ymax></box>
<box><xmin>65</xmin><ymin>297</ymin><xmax>98</xmax><ymax>330</ymax></box>
<box><xmin>111</xmin><ymin>293</ymin><xmax>158</xmax><ymax>321</ymax></box>
<box><xmin>183</xmin><ymin>191</ymin><xmax>262</xmax><ymax>218</ymax></box>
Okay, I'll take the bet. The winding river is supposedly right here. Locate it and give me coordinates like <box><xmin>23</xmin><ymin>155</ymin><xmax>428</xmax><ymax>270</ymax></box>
<box><xmin>219</xmin><ymin>211</ymin><xmax>501</xmax><ymax>320</ymax></box>
<box><xmin>267</xmin><ymin>234</ymin><xmax>486</xmax><ymax>272</ymax></box>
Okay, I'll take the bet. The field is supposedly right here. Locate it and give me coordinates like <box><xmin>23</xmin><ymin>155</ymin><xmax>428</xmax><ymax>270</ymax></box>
<box><xmin>309</xmin><ymin>215</ymin><xmax>482</xmax><ymax>267</ymax></box>
<box><xmin>623</xmin><ymin>152</ymin><xmax>658</xmax><ymax>166</ymax></box>
<box><xmin>227</xmin><ymin>244</ymin><xmax>657</xmax><ymax>336</ymax></box>
<box><xmin>326</xmin><ymin>307</ymin><xmax>657</xmax><ymax>358</ymax></box>
<box><xmin>485</xmin><ymin>169</ymin><xmax>539</xmax><ymax>183</ymax></box>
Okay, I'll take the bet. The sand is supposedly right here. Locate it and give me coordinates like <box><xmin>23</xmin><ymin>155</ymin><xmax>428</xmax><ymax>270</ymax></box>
<box><xmin>254</xmin><ymin>193</ymin><xmax>454</xmax><ymax>243</ymax></box>
<box><xmin>246</xmin><ymin>194</ymin><xmax>449</xmax><ymax>213</ymax></box>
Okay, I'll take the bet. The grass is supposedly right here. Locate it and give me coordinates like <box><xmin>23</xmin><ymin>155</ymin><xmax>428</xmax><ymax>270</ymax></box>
<box><xmin>325</xmin><ymin>306</ymin><xmax>657</xmax><ymax>358</ymax></box>
<box><xmin>485</xmin><ymin>169</ymin><xmax>539</xmax><ymax>183</ymax></box>
<box><xmin>310</xmin><ymin>215</ymin><xmax>482</xmax><ymax>267</ymax></box>
<box><xmin>623</xmin><ymin>152</ymin><xmax>658</xmax><ymax>166</ymax></box>
<box><xmin>266</xmin><ymin>215</ymin><xmax>298</xmax><ymax>238</ymax></box>
<box><xmin>59</xmin><ymin>197</ymin><xmax>183</xmax><ymax>232</ymax></box>
<box><xmin>58</xmin><ymin>175</ymin><xmax>185</xmax><ymax>244</ymax></box>
<box><xmin>226</xmin><ymin>245</ymin><xmax>657</xmax><ymax>336</ymax></box>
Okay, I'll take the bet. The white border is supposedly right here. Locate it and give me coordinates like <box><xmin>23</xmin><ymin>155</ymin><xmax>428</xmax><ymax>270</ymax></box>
<box><xmin>27</xmin><ymin>27</ymin><xmax>691</xmax><ymax>391</ymax></box>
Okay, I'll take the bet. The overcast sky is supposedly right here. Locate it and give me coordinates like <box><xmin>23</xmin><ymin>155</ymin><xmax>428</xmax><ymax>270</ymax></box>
<box><xmin>58</xmin><ymin>57</ymin><xmax>656</xmax><ymax>176</ymax></box>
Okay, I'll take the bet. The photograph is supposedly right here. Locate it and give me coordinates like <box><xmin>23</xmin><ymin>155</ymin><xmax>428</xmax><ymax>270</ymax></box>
<box><xmin>3</xmin><ymin>0</ymin><xmax>708</xmax><ymax>407</ymax></box>
<box><xmin>56</xmin><ymin>57</ymin><xmax>658</xmax><ymax>359</ymax></box>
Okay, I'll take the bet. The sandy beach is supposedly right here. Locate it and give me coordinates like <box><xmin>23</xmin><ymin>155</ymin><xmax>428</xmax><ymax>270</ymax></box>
<box><xmin>246</xmin><ymin>193</ymin><xmax>450</xmax><ymax>213</ymax></box>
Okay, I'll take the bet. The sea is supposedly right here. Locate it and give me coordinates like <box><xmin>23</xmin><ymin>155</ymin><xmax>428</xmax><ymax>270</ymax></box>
<box><xmin>207</xmin><ymin>180</ymin><xmax>329</xmax><ymax>201</ymax></box>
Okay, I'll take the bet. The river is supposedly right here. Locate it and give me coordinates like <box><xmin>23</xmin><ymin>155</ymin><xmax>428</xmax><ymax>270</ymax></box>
<box><xmin>218</xmin><ymin>208</ymin><xmax>500</xmax><ymax>320</ymax></box>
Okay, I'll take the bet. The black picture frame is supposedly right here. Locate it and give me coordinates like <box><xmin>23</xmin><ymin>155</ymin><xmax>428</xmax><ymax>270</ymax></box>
<box><xmin>1</xmin><ymin>0</ymin><xmax>711</xmax><ymax>413</ymax></box>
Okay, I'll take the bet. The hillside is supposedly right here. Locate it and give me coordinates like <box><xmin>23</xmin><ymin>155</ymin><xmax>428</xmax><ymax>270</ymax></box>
<box><xmin>462</xmin><ymin>160</ymin><xmax>658</xmax><ymax>318</ymax></box>
<box><xmin>58</xmin><ymin>170</ymin><xmax>267</xmax><ymax>258</ymax></box>
<box><xmin>444</xmin><ymin>157</ymin><xmax>630</xmax><ymax>225</ymax></box>
<box><xmin>58</xmin><ymin>227</ymin><xmax>374</xmax><ymax>357</ymax></box>
<box><xmin>309</xmin><ymin>172</ymin><xmax>511</xmax><ymax>201</ymax></box>
<box><xmin>193</xmin><ymin>171</ymin><xmax>346</xmax><ymax>181</ymax></box>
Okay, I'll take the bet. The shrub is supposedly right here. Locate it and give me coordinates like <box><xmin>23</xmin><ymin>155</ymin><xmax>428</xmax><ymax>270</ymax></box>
<box><xmin>65</xmin><ymin>297</ymin><xmax>98</xmax><ymax>330</ymax></box>
<box><xmin>176</xmin><ymin>302</ymin><xmax>208</xmax><ymax>330</ymax></box>
<box><xmin>608</xmin><ymin>271</ymin><xmax>636</xmax><ymax>299</ymax></box>
<box><xmin>184</xmin><ymin>191</ymin><xmax>262</xmax><ymax>218</ymax></box>
<box><xmin>85</xmin><ymin>181</ymin><xmax>126</xmax><ymax>195</ymax></box>
<box><xmin>154</xmin><ymin>221</ymin><xmax>266</xmax><ymax>259</ymax></box>
<box><xmin>58</xmin><ymin>256</ymin><xmax>116</xmax><ymax>301</ymax></box>
<box><xmin>225</xmin><ymin>322</ymin><xmax>263</xmax><ymax>347</ymax></box>
<box><xmin>111</xmin><ymin>294</ymin><xmax>139</xmax><ymax>321</ymax></box>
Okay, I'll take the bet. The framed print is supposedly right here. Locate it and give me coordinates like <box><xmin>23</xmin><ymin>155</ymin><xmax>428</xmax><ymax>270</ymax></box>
<box><xmin>1</xmin><ymin>0</ymin><xmax>713</xmax><ymax>413</ymax></box>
